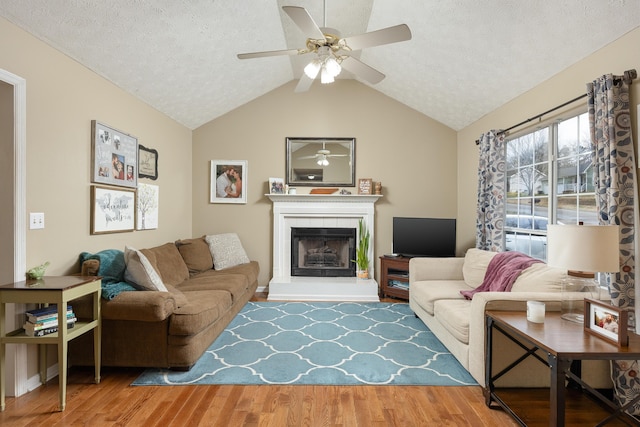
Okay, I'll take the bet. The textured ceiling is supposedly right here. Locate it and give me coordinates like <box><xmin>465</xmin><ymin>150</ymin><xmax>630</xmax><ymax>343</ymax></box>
<box><xmin>1</xmin><ymin>0</ymin><xmax>639</xmax><ymax>130</ymax></box>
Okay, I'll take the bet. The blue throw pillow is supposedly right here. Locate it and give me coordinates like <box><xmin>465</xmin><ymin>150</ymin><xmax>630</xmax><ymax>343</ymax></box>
<box><xmin>79</xmin><ymin>249</ymin><xmax>137</xmax><ymax>299</ymax></box>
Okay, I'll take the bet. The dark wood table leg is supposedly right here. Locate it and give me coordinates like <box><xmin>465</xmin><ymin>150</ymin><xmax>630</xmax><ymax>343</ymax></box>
<box><xmin>484</xmin><ymin>315</ymin><xmax>494</xmax><ymax>406</ymax></box>
<box><xmin>549</xmin><ymin>354</ymin><xmax>571</xmax><ymax>427</ymax></box>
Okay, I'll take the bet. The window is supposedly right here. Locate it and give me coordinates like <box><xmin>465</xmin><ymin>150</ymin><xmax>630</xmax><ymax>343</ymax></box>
<box><xmin>504</xmin><ymin>112</ymin><xmax>596</xmax><ymax>260</ymax></box>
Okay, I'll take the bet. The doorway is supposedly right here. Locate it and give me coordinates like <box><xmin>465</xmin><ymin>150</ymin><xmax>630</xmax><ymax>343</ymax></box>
<box><xmin>0</xmin><ymin>69</ymin><xmax>27</xmax><ymax>397</ymax></box>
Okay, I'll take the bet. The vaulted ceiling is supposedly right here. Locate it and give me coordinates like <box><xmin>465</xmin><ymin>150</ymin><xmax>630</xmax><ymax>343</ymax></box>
<box><xmin>1</xmin><ymin>1</ymin><xmax>638</xmax><ymax>130</ymax></box>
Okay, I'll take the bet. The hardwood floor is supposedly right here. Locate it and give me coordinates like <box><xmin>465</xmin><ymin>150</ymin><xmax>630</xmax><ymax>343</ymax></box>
<box><xmin>1</xmin><ymin>367</ymin><xmax>518</xmax><ymax>426</ymax></box>
<box><xmin>0</xmin><ymin>295</ymin><xmax>631</xmax><ymax>426</ymax></box>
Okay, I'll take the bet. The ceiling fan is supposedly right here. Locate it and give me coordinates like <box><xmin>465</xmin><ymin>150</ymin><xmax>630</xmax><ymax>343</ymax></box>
<box><xmin>237</xmin><ymin>4</ymin><xmax>412</xmax><ymax>92</ymax></box>
<box><xmin>298</xmin><ymin>142</ymin><xmax>347</xmax><ymax>166</ymax></box>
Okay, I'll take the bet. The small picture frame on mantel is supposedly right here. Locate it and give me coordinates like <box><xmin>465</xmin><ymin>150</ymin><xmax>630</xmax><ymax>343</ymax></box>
<box><xmin>358</xmin><ymin>178</ymin><xmax>373</xmax><ymax>195</ymax></box>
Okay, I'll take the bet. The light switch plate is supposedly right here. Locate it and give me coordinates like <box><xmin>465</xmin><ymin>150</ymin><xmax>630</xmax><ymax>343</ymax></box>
<box><xmin>30</xmin><ymin>212</ymin><xmax>45</xmax><ymax>229</ymax></box>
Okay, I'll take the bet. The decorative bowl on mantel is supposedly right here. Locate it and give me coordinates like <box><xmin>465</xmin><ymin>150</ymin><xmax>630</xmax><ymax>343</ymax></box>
<box><xmin>309</xmin><ymin>188</ymin><xmax>339</xmax><ymax>194</ymax></box>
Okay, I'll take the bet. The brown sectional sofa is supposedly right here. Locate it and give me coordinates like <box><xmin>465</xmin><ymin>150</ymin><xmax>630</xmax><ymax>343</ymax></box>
<box><xmin>69</xmin><ymin>236</ymin><xmax>259</xmax><ymax>370</ymax></box>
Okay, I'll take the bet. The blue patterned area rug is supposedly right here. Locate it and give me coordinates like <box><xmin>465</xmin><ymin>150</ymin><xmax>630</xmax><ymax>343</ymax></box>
<box><xmin>132</xmin><ymin>302</ymin><xmax>476</xmax><ymax>386</ymax></box>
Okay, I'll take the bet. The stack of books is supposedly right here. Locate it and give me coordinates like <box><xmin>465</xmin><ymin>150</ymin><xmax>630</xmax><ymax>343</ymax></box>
<box><xmin>23</xmin><ymin>305</ymin><xmax>76</xmax><ymax>337</ymax></box>
<box><xmin>388</xmin><ymin>279</ymin><xmax>409</xmax><ymax>290</ymax></box>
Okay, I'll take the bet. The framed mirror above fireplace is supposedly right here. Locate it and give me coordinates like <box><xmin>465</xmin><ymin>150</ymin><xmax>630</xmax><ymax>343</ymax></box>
<box><xmin>286</xmin><ymin>137</ymin><xmax>355</xmax><ymax>187</ymax></box>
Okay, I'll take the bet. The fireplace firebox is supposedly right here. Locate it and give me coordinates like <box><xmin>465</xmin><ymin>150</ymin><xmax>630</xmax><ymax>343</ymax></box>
<box><xmin>291</xmin><ymin>227</ymin><xmax>356</xmax><ymax>277</ymax></box>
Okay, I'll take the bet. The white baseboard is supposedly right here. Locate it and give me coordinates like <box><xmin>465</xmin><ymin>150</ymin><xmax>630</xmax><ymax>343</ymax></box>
<box><xmin>26</xmin><ymin>363</ymin><xmax>59</xmax><ymax>393</ymax></box>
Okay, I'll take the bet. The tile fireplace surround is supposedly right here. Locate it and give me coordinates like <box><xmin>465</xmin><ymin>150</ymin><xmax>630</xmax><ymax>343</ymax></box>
<box><xmin>266</xmin><ymin>194</ymin><xmax>382</xmax><ymax>301</ymax></box>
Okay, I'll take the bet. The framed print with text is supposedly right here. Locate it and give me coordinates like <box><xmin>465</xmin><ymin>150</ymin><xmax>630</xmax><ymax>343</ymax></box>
<box><xmin>90</xmin><ymin>185</ymin><xmax>136</xmax><ymax>235</ymax></box>
<box><xmin>138</xmin><ymin>144</ymin><xmax>158</xmax><ymax>180</ymax></box>
<box><xmin>358</xmin><ymin>178</ymin><xmax>373</xmax><ymax>194</ymax></box>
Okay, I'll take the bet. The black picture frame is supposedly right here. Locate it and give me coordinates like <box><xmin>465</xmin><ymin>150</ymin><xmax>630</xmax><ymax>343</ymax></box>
<box><xmin>138</xmin><ymin>144</ymin><xmax>158</xmax><ymax>180</ymax></box>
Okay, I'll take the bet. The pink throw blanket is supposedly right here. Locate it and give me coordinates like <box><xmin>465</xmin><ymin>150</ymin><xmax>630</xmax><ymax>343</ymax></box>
<box><xmin>460</xmin><ymin>251</ymin><xmax>542</xmax><ymax>300</ymax></box>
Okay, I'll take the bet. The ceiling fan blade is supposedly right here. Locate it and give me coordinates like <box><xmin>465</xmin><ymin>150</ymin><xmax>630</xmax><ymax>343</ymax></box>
<box><xmin>282</xmin><ymin>6</ymin><xmax>326</xmax><ymax>40</ymax></box>
<box><xmin>341</xmin><ymin>24</ymin><xmax>412</xmax><ymax>51</ymax></box>
<box><xmin>298</xmin><ymin>155</ymin><xmax>319</xmax><ymax>160</ymax></box>
<box><xmin>237</xmin><ymin>49</ymin><xmax>301</xmax><ymax>60</ymax></box>
<box><xmin>340</xmin><ymin>57</ymin><xmax>385</xmax><ymax>84</ymax></box>
<box><xmin>326</xmin><ymin>154</ymin><xmax>348</xmax><ymax>157</ymax></box>
<box><xmin>294</xmin><ymin>73</ymin><xmax>316</xmax><ymax>93</ymax></box>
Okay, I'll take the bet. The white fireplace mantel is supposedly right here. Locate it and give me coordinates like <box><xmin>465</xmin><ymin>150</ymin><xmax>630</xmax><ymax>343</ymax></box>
<box><xmin>267</xmin><ymin>194</ymin><xmax>382</xmax><ymax>301</ymax></box>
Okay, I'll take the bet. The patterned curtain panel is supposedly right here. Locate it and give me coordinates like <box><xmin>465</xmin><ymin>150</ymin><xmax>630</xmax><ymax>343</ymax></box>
<box><xmin>587</xmin><ymin>72</ymin><xmax>638</xmax><ymax>416</ymax></box>
<box><xmin>587</xmin><ymin>73</ymin><xmax>636</xmax><ymax>311</ymax></box>
<box><xmin>476</xmin><ymin>130</ymin><xmax>506</xmax><ymax>251</ymax></box>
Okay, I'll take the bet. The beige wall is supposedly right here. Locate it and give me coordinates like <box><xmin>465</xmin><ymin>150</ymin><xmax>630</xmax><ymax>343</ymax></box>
<box><xmin>457</xmin><ymin>27</ymin><xmax>640</xmax><ymax>252</ymax></box>
<box><xmin>1</xmin><ymin>17</ymin><xmax>192</xmax><ymax>385</ymax></box>
<box><xmin>0</xmin><ymin>17</ymin><xmax>193</xmax><ymax>277</ymax></box>
<box><xmin>193</xmin><ymin>80</ymin><xmax>458</xmax><ymax>285</ymax></box>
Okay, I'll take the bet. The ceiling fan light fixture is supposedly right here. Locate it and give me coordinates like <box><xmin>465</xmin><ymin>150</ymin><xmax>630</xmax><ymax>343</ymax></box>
<box><xmin>304</xmin><ymin>59</ymin><xmax>322</xmax><ymax>79</ymax></box>
<box><xmin>324</xmin><ymin>56</ymin><xmax>341</xmax><ymax>77</ymax></box>
<box><xmin>320</xmin><ymin>68</ymin><xmax>335</xmax><ymax>84</ymax></box>
<box><xmin>317</xmin><ymin>154</ymin><xmax>330</xmax><ymax>166</ymax></box>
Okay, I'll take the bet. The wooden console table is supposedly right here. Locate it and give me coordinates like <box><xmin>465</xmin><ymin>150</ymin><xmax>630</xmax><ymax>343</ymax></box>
<box><xmin>485</xmin><ymin>311</ymin><xmax>640</xmax><ymax>426</ymax></box>
<box><xmin>0</xmin><ymin>276</ymin><xmax>102</xmax><ymax>411</ymax></box>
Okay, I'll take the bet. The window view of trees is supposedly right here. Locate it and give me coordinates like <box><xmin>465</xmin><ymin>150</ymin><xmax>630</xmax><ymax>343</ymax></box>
<box><xmin>504</xmin><ymin>112</ymin><xmax>596</xmax><ymax>260</ymax></box>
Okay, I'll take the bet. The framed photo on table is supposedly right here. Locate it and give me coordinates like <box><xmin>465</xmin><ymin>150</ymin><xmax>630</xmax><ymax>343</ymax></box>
<box><xmin>210</xmin><ymin>160</ymin><xmax>247</xmax><ymax>204</ymax></box>
<box><xmin>90</xmin><ymin>185</ymin><xmax>136</xmax><ymax>235</ymax></box>
<box><xmin>584</xmin><ymin>298</ymin><xmax>629</xmax><ymax>347</ymax></box>
<box><xmin>91</xmin><ymin>120</ymin><xmax>138</xmax><ymax>188</ymax></box>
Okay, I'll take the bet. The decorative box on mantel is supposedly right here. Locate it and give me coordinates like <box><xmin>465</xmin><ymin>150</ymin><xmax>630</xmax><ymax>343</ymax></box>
<box><xmin>266</xmin><ymin>194</ymin><xmax>382</xmax><ymax>301</ymax></box>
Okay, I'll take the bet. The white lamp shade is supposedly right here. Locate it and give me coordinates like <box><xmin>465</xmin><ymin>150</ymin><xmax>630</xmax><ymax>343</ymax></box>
<box><xmin>547</xmin><ymin>225</ymin><xmax>620</xmax><ymax>273</ymax></box>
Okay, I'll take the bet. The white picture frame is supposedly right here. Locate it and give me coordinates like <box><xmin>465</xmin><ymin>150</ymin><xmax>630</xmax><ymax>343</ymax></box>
<box><xmin>210</xmin><ymin>160</ymin><xmax>247</xmax><ymax>204</ymax></box>
<box><xmin>269</xmin><ymin>177</ymin><xmax>285</xmax><ymax>194</ymax></box>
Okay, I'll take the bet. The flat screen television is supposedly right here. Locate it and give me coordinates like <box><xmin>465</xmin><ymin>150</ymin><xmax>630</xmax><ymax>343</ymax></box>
<box><xmin>392</xmin><ymin>217</ymin><xmax>456</xmax><ymax>257</ymax></box>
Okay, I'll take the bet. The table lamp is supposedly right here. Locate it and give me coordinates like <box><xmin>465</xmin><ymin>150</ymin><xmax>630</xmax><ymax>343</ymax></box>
<box><xmin>547</xmin><ymin>224</ymin><xmax>620</xmax><ymax>322</ymax></box>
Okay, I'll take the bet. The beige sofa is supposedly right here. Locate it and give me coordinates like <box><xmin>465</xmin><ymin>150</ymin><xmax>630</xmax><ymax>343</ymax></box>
<box><xmin>409</xmin><ymin>248</ymin><xmax>610</xmax><ymax>387</ymax></box>
<box><xmin>69</xmin><ymin>235</ymin><xmax>259</xmax><ymax>370</ymax></box>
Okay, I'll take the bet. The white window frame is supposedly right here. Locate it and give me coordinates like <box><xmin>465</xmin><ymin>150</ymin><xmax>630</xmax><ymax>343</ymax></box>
<box><xmin>504</xmin><ymin>107</ymin><xmax>595</xmax><ymax>260</ymax></box>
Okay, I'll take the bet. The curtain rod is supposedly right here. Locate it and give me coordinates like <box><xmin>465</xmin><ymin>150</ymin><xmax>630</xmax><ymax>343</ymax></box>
<box><xmin>475</xmin><ymin>68</ymin><xmax>637</xmax><ymax>145</ymax></box>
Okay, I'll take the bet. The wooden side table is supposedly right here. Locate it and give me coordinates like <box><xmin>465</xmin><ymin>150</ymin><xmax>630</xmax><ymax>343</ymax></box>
<box><xmin>0</xmin><ymin>276</ymin><xmax>102</xmax><ymax>412</ymax></box>
<box><xmin>485</xmin><ymin>310</ymin><xmax>640</xmax><ymax>426</ymax></box>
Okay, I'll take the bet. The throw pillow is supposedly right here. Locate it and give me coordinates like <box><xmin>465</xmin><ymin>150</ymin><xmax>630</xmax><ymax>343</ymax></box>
<box><xmin>124</xmin><ymin>246</ymin><xmax>168</xmax><ymax>292</ymax></box>
<box><xmin>205</xmin><ymin>233</ymin><xmax>250</xmax><ymax>270</ymax></box>
<box><xmin>176</xmin><ymin>237</ymin><xmax>214</xmax><ymax>275</ymax></box>
<box><xmin>462</xmin><ymin>248</ymin><xmax>498</xmax><ymax>287</ymax></box>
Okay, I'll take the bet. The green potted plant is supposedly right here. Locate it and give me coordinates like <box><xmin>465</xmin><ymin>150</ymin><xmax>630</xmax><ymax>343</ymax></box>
<box><xmin>353</xmin><ymin>219</ymin><xmax>370</xmax><ymax>279</ymax></box>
